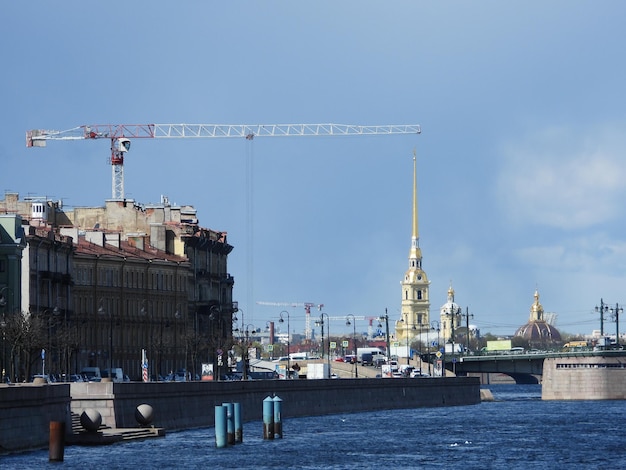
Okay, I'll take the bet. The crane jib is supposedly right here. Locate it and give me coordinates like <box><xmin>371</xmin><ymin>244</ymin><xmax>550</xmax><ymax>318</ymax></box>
<box><xmin>27</xmin><ymin>123</ymin><xmax>421</xmax><ymax>145</ymax></box>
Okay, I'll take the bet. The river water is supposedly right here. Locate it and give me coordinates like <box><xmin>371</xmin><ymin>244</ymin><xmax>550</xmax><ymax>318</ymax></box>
<box><xmin>3</xmin><ymin>384</ymin><xmax>626</xmax><ymax>469</ymax></box>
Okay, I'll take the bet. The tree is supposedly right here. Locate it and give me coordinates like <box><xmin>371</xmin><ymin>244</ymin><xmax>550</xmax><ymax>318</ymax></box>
<box><xmin>4</xmin><ymin>312</ymin><xmax>46</xmax><ymax>382</ymax></box>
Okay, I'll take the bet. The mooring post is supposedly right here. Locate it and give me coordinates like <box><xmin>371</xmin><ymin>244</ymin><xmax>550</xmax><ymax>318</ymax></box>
<box><xmin>273</xmin><ymin>395</ymin><xmax>283</xmax><ymax>439</ymax></box>
<box><xmin>214</xmin><ymin>405</ymin><xmax>228</xmax><ymax>448</ymax></box>
<box><xmin>233</xmin><ymin>402</ymin><xmax>243</xmax><ymax>443</ymax></box>
<box><xmin>222</xmin><ymin>402</ymin><xmax>235</xmax><ymax>445</ymax></box>
<box><xmin>49</xmin><ymin>421</ymin><xmax>65</xmax><ymax>462</ymax></box>
<box><xmin>263</xmin><ymin>396</ymin><xmax>274</xmax><ymax>440</ymax></box>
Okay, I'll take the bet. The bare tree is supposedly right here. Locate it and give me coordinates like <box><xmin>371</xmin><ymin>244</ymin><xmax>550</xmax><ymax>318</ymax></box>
<box><xmin>4</xmin><ymin>312</ymin><xmax>46</xmax><ymax>382</ymax></box>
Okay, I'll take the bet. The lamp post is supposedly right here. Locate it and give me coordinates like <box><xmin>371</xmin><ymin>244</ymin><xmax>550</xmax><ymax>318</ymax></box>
<box><xmin>346</xmin><ymin>314</ymin><xmax>358</xmax><ymax>378</ymax></box>
<box><xmin>418</xmin><ymin>322</ymin><xmax>423</xmax><ymax>375</ymax></box>
<box><xmin>431</xmin><ymin>320</ymin><xmax>440</xmax><ymax>377</ymax></box>
<box><xmin>611</xmin><ymin>303</ymin><xmax>623</xmax><ymax>348</ymax></box>
<box><xmin>444</xmin><ymin>303</ymin><xmax>461</xmax><ymax>355</ymax></box>
<box><xmin>595</xmin><ymin>299</ymin><xmax>608</xmax><ymax>338</ymax></box>
<box><xmin>316</xmin><ymin>313</ymin><xmax>331</xmax><ymax>376</ymax></box>
<box><xmin>378</xmin><ymin>309</ymin><xmax>391</xmax><ymax>364</ymax></box>
<box><xmin>242</xmin><ymin>324</ymin><xmax>258</xmax><ymax>380</ymax></box>
<box><xmin>0</xmin><ymin>287</ymin><xmax>12</xmax><ymax>383</ymax></box>
<box><xmin>43</xmin><ymin>306</ymin><xmax>60</xmax><ymax>377</ymax></box>
<box><xmin>97</xmin><ymin>299</ymin><xmax>112</xmax><ymax>378</ymax></box>
<box><xmin>279</xmin><ymin>311</ymin><xmax>290</xmax><ymax>378</ymax></box>
<box><xmin>209</xmin><ymin>305</ymin><xmax>222</xmax><ymax>381</ymax></box>
<box><xmin>462</xmin><ymin>307</ymin><xmax>474</xmax><ymax>355</ymax></box>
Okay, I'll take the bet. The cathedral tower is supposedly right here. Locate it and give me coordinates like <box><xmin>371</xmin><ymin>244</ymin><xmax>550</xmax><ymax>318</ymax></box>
<box><xmin>396</xmin><ymin>150</ymin><xmax>430</xmax><ymax>341</ymax></box>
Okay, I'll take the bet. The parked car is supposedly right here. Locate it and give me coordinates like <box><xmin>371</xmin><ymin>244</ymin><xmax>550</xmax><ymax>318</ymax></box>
<box><xmin>31</xmin><ymin>374</ymin><xmax>52</xmax><ymax>383</ymax></box>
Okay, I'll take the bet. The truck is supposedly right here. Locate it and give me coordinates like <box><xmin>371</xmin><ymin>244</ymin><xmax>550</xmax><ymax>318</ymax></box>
<box><xmin>444</xmin><ymin>343</ymin><xmax>465</xmax><ymax>354</ymax></box>
<box><xmin>361</xmin><ymin>352</ymin><xmax>374</xmax><ymax>366</ymax></box>
<box><xmin>356</xmin><ymin>347</ymin><xmax>386</xmax><ymax>363</ymax></box>
<box><xmin>306</xmin><ymin>363</ymin><xmax>330</xmax><ymax>379</ymax></box>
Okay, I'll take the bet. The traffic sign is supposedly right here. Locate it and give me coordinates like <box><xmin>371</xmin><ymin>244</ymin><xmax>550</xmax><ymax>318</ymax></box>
<box><xmin>435</xmin><ymin>351</ymin><xmax>442</xmax><ymax>358</ymax></box>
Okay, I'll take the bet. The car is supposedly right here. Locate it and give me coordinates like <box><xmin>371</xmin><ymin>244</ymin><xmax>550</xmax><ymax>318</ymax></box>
<box><xmin>334</xmin><ymin>357</ymin><xmax>345</xmax><ymax>362</ymax></box>
<box><xmin>410</xmin><ymin>370</ymin><xmax>430</xmax><ymax>378</ymax></box>
<box><xmin>374</xmin><ymin>357</ymin><xmax>386</xmax><ymax>368</ymax></box>
<box><xmin>31</xmin><ymin>374</ymin><xmax>52</xmax><ymax>383</ymax></box>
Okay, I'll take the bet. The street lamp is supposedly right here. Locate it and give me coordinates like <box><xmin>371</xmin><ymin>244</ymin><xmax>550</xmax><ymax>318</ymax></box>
<box><xmin>279</xmin><ymin>311</ymin><xmax>290</xmax><ymax>378</ymax></box>
<box><xmin>610</xmin><ymin>303</ymin><xmax>623</xmax><ymax>348</ymax></box>
<box><xmin>43</xmin><ymin>306</ymin><xmax>60</xmax><ymax>377</ymax></box>
<box><xmin>209</xmin><ymin>305</ymin><xmax>222</xmax><ymax>381</ymax></box>
<box><xmin>242</xmin><ymin>324</ymin><xmax>259</xmax><ymax>380</ymax></box>
<box><xmin>316</xmin><ymin>312</ymin><xmax>331</xmax><ymax>376</ymax></box>
<box><xmin>595</xmin><ymin>299</ymin><xmax>608</xmax><ymax>339</ymax></box>
<box><xmin>378</xmin><ymin>309</ymin><xmax>391</xmax><ymax>364</ymax></box>
<box><xmin>400</xmin><ymin>313</ymin><xmax>415</xmax><ymax>366</ymax></box>
<box><xmin>461</xmin><ymin>307</ymin><xmax>474</xmax><ymax>355</ymax></box>
<box><xmin>431</xmin><ymin>320</ymin><xmax>440</xmax><ymax>377</ymax></box>
<box><xmin>444</xmin><ymin>303</ymin><xmax>462</xmax><ymax>355</ymax></box>
<box><xmin>345</xmin><ymin>314</ymin><xmax>358</xmax><ymax>378</ymax></box>
<box><xmin>0</xmin><ymin>287</ymin><xmax>13</xmax><ymax>383</ymax></box>
<box><xmin>97</xmin><ymin>299</ymin><xmax>113</xmax><ymax>379</ymax></box>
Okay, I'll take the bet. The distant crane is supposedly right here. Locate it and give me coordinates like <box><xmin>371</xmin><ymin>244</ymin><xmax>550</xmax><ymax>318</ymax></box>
<box><xmin>26</xmin><ymin>123</ymin><xmax>421</xmax><ymax>200</ymax></box>
<box><xmin>256</xmin><ymin>301</ymin><xmax>324</xmax><ymax>340</ymax></box>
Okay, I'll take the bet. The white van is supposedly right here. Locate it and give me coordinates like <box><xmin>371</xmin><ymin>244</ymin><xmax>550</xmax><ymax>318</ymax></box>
<box><xmin>357</xmin><ymin>347</ymin><xmax>387</xmax><ymax>363</ymax></box>
<box><xmin>289</xmin><ymin>352</ymin><xmax>308</xmax><ymax>361</ymax></box>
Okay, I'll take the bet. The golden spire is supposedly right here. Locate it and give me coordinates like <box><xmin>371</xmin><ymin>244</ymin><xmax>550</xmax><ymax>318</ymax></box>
<box><xmin>412</xmin><ymin>148</ymin><xmax>418</xmax><ymax>240</ymax></box>
<box><xmin>409</xmin><ymin>148</ymin><xmax>422</xmax><ymax>267</ymax></box>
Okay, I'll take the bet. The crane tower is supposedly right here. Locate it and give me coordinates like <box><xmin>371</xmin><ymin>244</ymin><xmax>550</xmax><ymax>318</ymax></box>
<box><xmin>256</xmin><ymin>301</ymin><xmax>325</xmax><ymax>340</ymax></box>
<box><xmin>26</xmin><ymin>123</ymin><xmax>421</xmax><ymax>200</ymax></box>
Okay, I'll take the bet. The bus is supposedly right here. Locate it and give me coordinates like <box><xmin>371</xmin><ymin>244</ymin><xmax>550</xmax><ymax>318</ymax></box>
<box><xmin>563</xmin><ymin>341</ymin><xmax>589</xmax><ymax>351</ymax></box>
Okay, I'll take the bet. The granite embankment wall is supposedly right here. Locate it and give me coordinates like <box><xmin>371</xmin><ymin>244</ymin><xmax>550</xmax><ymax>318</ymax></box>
<box><xmin>74</xmin><ymin>377</ymin><xmax>480</xmax><ymax>429</ymax></box>
<box><xmin>1</xmin><ymin>377</ymin><xmax>480</xmax><ymax>452</ymax></box>
<box><xmin>542</xmin><ymin>356</ymin><xmax>626</xmax><ymax>400</ymax></box>
<box><xmin>0</xmin><ymin>384</ymin><xmax>70</xmax><ymax>453</ymax></box>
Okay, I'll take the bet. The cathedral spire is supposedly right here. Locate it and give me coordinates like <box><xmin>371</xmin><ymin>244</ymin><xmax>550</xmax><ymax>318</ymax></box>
<box><xmin>409</xmin><ymin>148</ymin><xmax>422</xmax><ymax>269</ymax></box>
<box><xmin>396</xmin><ymin>148</ymin><xmax>430</xmax><ymax>343</ymax></box>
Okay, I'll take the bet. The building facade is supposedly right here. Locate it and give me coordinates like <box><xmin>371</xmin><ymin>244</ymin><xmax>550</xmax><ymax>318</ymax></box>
<box><xmin>0</xmin><ymin>193</ymin><xmax>235</xmax><ymax>382</ymax></box>
<box><xmin>0</xmin><ymin>214</ymin><xmax>27</xmax><ymax>381</ymax></box>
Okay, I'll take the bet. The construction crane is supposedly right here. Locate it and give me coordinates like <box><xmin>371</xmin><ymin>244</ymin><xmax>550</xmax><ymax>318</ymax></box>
<box><xmin>26</xmin><ymin>123</ymin><xmax>421</xmax><ymax>200</ymax></box>
<box><xmin>256</xmin><ymin>301</ymin><xmax>325</xmax><ymax>341</ymax></box>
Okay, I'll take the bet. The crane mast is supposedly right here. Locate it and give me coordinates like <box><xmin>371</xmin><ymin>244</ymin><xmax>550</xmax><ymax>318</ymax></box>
<box><xmin>26</xmin><ymin>123</ymin><xmax>421</xmax><ymax>199</ymax></box>
<box><xmin>256</xmin><ymin>301</ymin><xmax>325</xmax><ymax>341</ymax></box>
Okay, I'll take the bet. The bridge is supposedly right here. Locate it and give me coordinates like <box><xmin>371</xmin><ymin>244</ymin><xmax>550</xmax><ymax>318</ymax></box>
<box><xmin>442</xmin><ymin>350</ymin><xmax>626</xmax><ymax>384</ymax></box>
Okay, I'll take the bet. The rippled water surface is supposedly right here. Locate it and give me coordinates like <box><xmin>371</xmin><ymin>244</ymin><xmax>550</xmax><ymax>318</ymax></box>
<box><xmin>3</xmin><ymin>385</ymin><xmax>626</xmax><ymax>469</ymax></box>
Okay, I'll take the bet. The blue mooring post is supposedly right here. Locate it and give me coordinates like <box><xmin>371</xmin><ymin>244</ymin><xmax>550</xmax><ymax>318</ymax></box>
<box><xmin>263</xmin><ymin>396</ymin><xmax>274</xmax><ymax>440</ymax></box>
<box><xmin>215</xmin><ymin>405</ymin><xmax>228</xmax><ymax>448</ymax></box>
<box><xmin>233</xmin><ymin>402</ymin><xmax>243</xmax><ymax>443</ymax></box>
<box><xmin>222</xmin><ymin>402</ymin><xmax>235</xmax><ymax>445</ymax></box>
<box><xmin>273</xmin><ymin>396</ymin><xmax>283</xmax><ymax>439</ymax></box>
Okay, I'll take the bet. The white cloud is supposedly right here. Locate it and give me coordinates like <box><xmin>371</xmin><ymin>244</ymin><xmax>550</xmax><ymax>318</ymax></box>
<box><xmin>496</xmin><ymin>124</ymin><xmax>626</xmax><ymax>230</ymax></box>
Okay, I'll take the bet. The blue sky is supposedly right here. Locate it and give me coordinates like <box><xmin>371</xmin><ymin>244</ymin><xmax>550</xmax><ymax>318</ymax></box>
<box><xmin>3</xmin><ymin>2</ymin><xmax>626</xmax><ymax>338</ymax></box>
